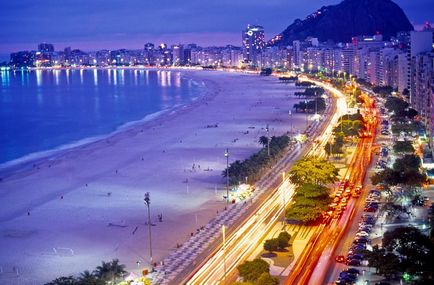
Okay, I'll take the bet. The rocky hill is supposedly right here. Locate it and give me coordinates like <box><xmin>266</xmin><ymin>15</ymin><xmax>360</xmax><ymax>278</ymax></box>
<box><xmin>270</xmin><ymin>0</ymin><xmax>413</xmax><ymax>46</ymax></box>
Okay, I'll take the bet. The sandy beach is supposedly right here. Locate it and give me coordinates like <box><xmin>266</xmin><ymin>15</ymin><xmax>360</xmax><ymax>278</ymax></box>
<box><xmin>0</xmin><ymin>70</ymin><xmax>308</xmax><ymax>284</ymax></box>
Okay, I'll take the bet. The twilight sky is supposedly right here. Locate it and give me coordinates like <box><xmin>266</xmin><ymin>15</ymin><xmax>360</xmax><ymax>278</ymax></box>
<box><xmin>0</xmin><ymin>0</ymin><xmax>432</xmax><ymax>53</ymax></box>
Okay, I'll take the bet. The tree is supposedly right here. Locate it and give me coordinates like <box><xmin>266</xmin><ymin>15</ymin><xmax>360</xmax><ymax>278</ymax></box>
<box><xmin>288</xmin><ymin>157</ymin><xmax>339</xmax><ymax>186</ymax></box>
<box><xmin>255</xmin><ymin>273</ymin><xmax>279</xmax><ymax>285</ymax></box>
<box><xmin>237</xmin><ymin>259</ymin><xmax>270</xmax><ymax>282</ymax></box>
<box><xmin>393</xmin><ymin>141</ymin><xmax>415</xmax><ymax>153</ymax></box>
<box><xmin>259</xmin><ymin>136</ymin><xmax>268</xmax><ymax>148</ymax></box>
<box><xmin>364</xmin><ymin>245</ymin><xmax>386</xmax><ymax>273</ymax></box>
<box><xmin>385</xmin><ymin>97</ymin><xmax>409</xmax><ymax>118</ymax></box>
<box><xmin>373</xmin><ymin>85</ymin><xmax>394</xmax><ymax>96</ymax></box>
<box><xmin>277</xmin><ymin>231</ymin><xmax>291</xmax><ymax>249</ymax></box>
<box><xmin>224</xmin><ymin>135</ymin><xmax>290</xmax><ymax>185</ymax></box>
<box><xmin>77</xmin><ymin>271</ymin><xmax>104</xmax><ymax>285</ymax></box>
<box><xmin>325</xmin><ymin>134</ymin><xmax>344</xmax><ymax>156</ymax></box>
<box><xmin>263</xmin><ymin>238</ymin><xmax>279</xmax><ymax>254</ymax></box>
<box><xmin>391</xmin><ymin>122</ymin><xmax>419</xmax><ymax>135</ymax></box>
<box><xmin>371</xmin><ymin>167</ymin><xmax>425</xmax><ymax>187</ymax></box>
<box><xmin>333</xmin><ymin>120</ymin><xmax>364</xmax><ymax>137</ymax></box>
<box><xmin>383</xmin><ymin>226</ymin><xmax>434</xmax><ymax>275</ymax></box>
<box><xmin>45</xmin><ymin>276</ymin><xmax>77</xmax><ymax>285</ymax></box>
<box><xmin>371</xmin><ymin>168</ymin><xmax>399</xmax><ymax>186</ymax></box>
<box><xmin>393</xmin><ymin>154</ymin><xmax>421</xmax><ymax>173</ymax></box>
<box><xmin>95</xmin><ymin>259</ymin><xmax>126</xmax><ymax>283</ymax></box>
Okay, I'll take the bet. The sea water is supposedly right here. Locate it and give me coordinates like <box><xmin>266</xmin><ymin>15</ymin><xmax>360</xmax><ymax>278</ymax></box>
<box><xmin>0</xmin><ymin>69</ymin><xmax>204</xmax><ymax>165</ymax></box>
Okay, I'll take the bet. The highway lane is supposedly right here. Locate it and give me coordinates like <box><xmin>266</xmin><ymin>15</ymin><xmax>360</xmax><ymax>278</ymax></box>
<box><xmin>287</xmin><ymin>89</ymin><xmax>378</xmax><ymax>285</ymax></box>
<box><xmin>185</xmin><ymin>77</ymin><xmax>347</xmax><ymax>285</ymax></box>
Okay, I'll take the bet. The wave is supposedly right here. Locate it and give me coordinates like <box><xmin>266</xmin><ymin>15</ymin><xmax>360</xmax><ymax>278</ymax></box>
<box><xmin>0</xmin><ymin>109</ymin><xmax>173</xmax><ymax>172</ymax></box>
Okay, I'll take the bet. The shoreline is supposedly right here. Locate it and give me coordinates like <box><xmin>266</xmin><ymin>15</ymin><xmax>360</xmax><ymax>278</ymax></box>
<box><xmin>0</xmin><ymin>70</ymin><xmax>217</xmax><ymax>180</ymax></box>
<box><xmin>0</xmin><ymin>70</ymin><xmax>307</xmax><ymax>284</ymax></box>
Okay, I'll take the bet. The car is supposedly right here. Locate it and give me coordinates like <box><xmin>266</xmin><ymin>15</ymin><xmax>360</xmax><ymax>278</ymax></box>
<box><xmin>350</xmin><ymin>243</ymin><xmax>367</xmax><ymax>250</ymax></box>
<box><xmin>361</xmin><ymin>219</ymin><xmax>375</xmax><ymax>225</ymax></box>
<box><xmin>329</xmin><ymin>203</ymin><xmax>339</xmax><ymax>209</ymax></box>
<box><xmin>336</xmin><ymin>255</ymin><xmax>346</xmax><ymax>263</ymax></box>
<box><xmin>359</xmin><ymin>227</ymin><xmax>372</xmax><ymax>233</ymax></box>
<box><xmin>354</xmin><ymin>237</ymin><xmax>370</xmax><ymax>244</ymax></box>
<box><xmin>333</xmin><ymin>197</ymin><xmax>341</xmax><ymax>203</ymax></box>
<box><xmin>352</xmin><ymin>193</ymin><xmax>360</xmax><ymax>198</ymax></box>
<box><xmin>362</xmin><ymin>216</ymin><xmax>376</xmax><ymax>222</ymax></box>
<box><xmin>348</xmin><ymin>248</ymin><xmax>364</xmax><ymax>255</ymax></box>
<box><xmin>367</xmin><ymin>196</ymin><xmax>380</xmax><ymax>202</ymax></box>
<box><xmin>341</xmin><ymin>198</ymin><xmax>347</xmax><ymax>203</ymax></box>
<box><xmin>345</xmin><ymin>268</ymin><xmax>361</xmax><ymax>275</ymax></box>
<box><xmin>364</xmin><ymin>206</ymin><xmax>377</xmax><ymax>212</ymax></box>
<box><xmin>339</xmin><ymin>272</ymin><xmax>357</xmax><ymax>282</ymax></box>
<box><xmin>347</xmin><ymin>259</ymin><xmax>361</xmax><ymax>266</ymax></box>
<box><xmin>359</xmin><ymin>222</ymin><xmax>373</xmax><ymax>227</ymax></box>
<box><xmin>347</xmin><ymin>253</ymin><xmax>364</xmax><ymax>260</ymax></box>
<box><xmin>356</xmin><ymin>231</ymin><xmax>369</xmax><ymax>237</ymax></box>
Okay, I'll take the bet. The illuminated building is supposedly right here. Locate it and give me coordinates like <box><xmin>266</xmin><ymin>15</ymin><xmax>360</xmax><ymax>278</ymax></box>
<box><xmin>242</xmin><ymin>24</ymin><xmax>265</xmax><ymax>67</ymax></box>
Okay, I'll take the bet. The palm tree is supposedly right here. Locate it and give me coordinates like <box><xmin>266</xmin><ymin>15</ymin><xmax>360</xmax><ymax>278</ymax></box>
<box><xmin>77</xmin><ymin>270</ymin><xmax>104</xmax><ymax>285</ymax></box>
<box><xmin>95</xmin><ymin>261</ymin><xmax>113</xmax><ymax>282</ymax></box>
<box><xmin>44</xmin><ymin>276</ymin><xmax>77</xmax><ymax>285</ymax></box>
<box><xmin>95</xmin><ymin>259</ymin><xmax>127</xmax><ymax>284</ymax></box>
<box><xmin>258</xmin><ymin>136</ymin><xmax>268</xmax><ymax>148</ymax></box>
<box><xmin>110</xmin><ymin>258</ymin><xmax>127</xmax><ymax>282</ymax></box>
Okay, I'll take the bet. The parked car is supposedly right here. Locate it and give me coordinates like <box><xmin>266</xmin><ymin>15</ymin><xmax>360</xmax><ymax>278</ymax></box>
<box><xmin>336</xmin><ymin>255</ymin><xmax>346</xmax><ymax>263</ymax></box>
<box><xmin>347</xmin><ymin>253</ymin><xmax>364</xmax><ymax>261</ymax></box>
<box><xmin>339</xmin><ymin>271</ymin><xmax>357</xmax><ymax>282</ymax></box>
<box><xmin>345</xmin><ymin>268</ymin><xmax>360</xmax><ymax>275</ymax></box>
<box><xmin>356</xmin><ymin>231</ymin><xmax>369</xmax><ymax>237</ymax></box>
<box><xmin>347</xmin><ymin>259</ymin><xmax>361</xmax><ymax>266</ymax></box>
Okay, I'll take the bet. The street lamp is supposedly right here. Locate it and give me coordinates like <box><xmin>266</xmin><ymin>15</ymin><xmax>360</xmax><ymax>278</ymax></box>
<box><xmin>288</xmin><ymin>110</ymin><xmax>293</xmax><ymax>134</ymax></box>
<box><xmin>222</xmin><ymin>224</ymin><xmax>227</xmax><ymax>285</ymax></box>
<box><xmin>144</xmin><ymin>192</ymin><xmax>153</xmax><ymax>266</ymax></box>
<box><xmin>282</xmin><ymin>172</ymin><xmax>286</xmax><ymax>225</ymax></box>
<box><xmin>224</xmin><ymin>149</ymin><xmax>229</xmax><ymax>205</ymax></box>
<box><xmin>266</xmin><ymin>124</ymin><xmax>270</xmax><ymax>156</ymax></box>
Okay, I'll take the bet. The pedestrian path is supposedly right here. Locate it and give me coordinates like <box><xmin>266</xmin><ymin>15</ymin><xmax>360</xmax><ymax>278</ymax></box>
<box><xmin>151</xmin><ymin>93</ymin><xmax>334</xmax><ymax>284</ymax></box>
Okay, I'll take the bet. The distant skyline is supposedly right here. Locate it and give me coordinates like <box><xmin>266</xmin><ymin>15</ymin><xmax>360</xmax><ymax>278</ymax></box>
<box><xmin>0</xmin><ymin>0</ymin><xmax>432</xmax><ymax>53</ymax></box>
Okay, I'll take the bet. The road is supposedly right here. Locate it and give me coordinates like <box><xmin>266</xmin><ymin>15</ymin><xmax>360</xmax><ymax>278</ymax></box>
<box><xmin>184</xmin><ymin>76</ymin><xmax>348</xmax><ymax>285</ymax></box>
<box><xmin>284</xmin><ymin>88</ymin><xmax>378</xmax><ymax>285</ymax></box>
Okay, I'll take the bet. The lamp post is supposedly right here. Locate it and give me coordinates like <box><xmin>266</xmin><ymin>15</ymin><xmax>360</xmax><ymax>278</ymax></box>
<box><xmin>266</xmin><ymin>124</ymin><xmax>270</xmax><ymax>156</ymax></box>
<box><xmin>222</xmin><ymin>224</ymin><xmax>227</xmax><ymax>285</ymax></box>
<box><xmin>224</xmin><ymin>149</ymin><xmax>229</xmax><ymax>205</ymax></box>
<box><xmin>144</xmin><ymin>192</ymin><xmax>153</xmax><ymax>266</ymax></box>
<box><xmin>305</xmin><ymin>100</ymin><xmax>309</xmax><ymax>129</ymax></box>
<box><xmin>288</xmin><ymin>110</ymin><xmax>293</xmax><ymax>134</ymax></box>
<box><xmin>282</xmin><ymin>172</ymin><xmax>286</xmax><ymax>225</ymax></box>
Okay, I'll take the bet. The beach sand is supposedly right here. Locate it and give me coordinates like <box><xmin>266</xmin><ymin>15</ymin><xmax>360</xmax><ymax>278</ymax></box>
<box><xmin>0</xmin><ymin>70</ymin><xmax>308</xmax><ymax>284</ymax></box>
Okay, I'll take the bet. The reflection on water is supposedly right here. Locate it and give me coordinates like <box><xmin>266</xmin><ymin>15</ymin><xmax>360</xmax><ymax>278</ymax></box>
<box><xmin>36</xmin><ymin>69</ymin><xmax>42</xmax><ymax>86</ymax></box>
<box><xmin>93</xmin><ymin>69</ymin><xmax>98</xmax><ymax>86</ymax></box>
<box><xmin>0</xmin><ymin>68</ymin><xmax>203</xmax><ymax>164</ymax></box>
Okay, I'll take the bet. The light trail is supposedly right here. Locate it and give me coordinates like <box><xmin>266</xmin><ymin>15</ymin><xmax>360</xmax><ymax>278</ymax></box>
<box><xmin>284</xmin><ymin>87</ymin><xmax>378</xmax><ymax>285</ymax></box>
<box><xmin>186</xmin><ymin>76</ymin><xmax>346</xmax><ymax>285</ymax></box>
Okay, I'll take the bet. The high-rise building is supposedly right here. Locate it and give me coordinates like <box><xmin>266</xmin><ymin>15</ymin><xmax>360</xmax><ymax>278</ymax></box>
<box><xmin>144</xmin><ymin>43</ymin><xmax>155</xmax><ymax>66</ymax></box>
<box><xmin>413</xmin><ymin>53</ymin><xmax>434</xmax><ymax>153</ymax></box>
<box><xmin>172</xmin><ymin>44</ymin><xmax>184</xmax><ymax>66</ymax></box>
<box><xmin>292</xmin><ymin>40</ymin><xmax>302</xmax><ymax>68</ymax></box>
<box><xmin>10</xmin><ymin>51</ymin><xmax>34</xmax><ymax>67</ymax></box>
<box><xmin>38</xmin><ymin>43</ymin><xmax>54</xmax><ymax>53</ymax></box>
<box><xmin>242</xmin><ymin>24</ymin><xmax>265</xmax><ymax>67</ymax></box>
<box><xmin>410</xmin><ymin>31</ymin><xmax>433</xmax><ymax>106</ymax></box>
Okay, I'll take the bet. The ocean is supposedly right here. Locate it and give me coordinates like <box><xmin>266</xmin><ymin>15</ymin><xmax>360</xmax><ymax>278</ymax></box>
<box><xmin>0</xmin><ymin>68</ymin><xmax>204</xmax><ymax>166</ymax></box>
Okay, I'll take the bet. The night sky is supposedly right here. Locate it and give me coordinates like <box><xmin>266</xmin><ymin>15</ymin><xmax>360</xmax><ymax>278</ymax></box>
<box><xmin>0</xmin><ymin>0</ymin><xmax>432</xmax><ymax>53</ymax></box>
